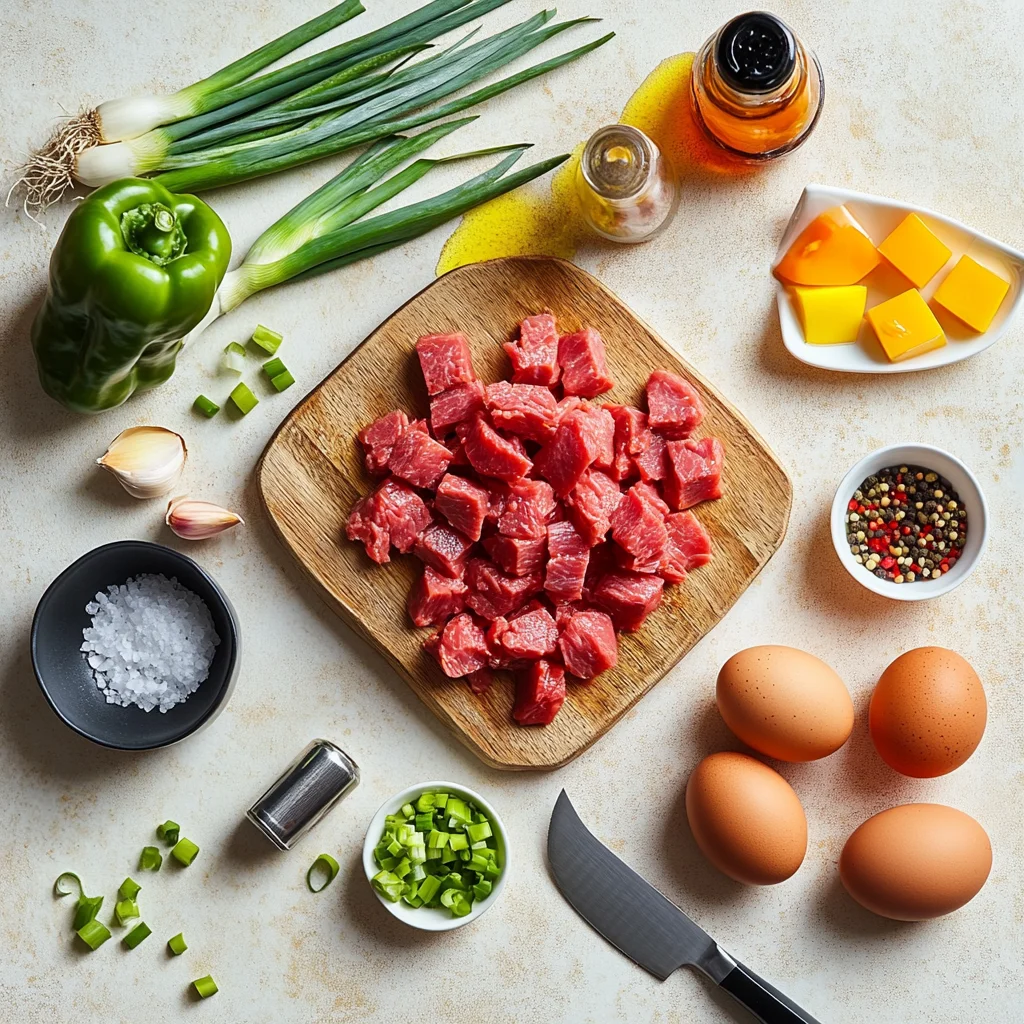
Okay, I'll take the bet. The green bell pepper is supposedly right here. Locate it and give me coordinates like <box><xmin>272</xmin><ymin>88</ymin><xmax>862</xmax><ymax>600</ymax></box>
<box><xmin>32</xmin><ymin>178</ymin><xmax>231</xmax><ymax>413</ymax></box>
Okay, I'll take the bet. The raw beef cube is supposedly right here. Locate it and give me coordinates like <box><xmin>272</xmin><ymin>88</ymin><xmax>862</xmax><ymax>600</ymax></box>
<box><xmin>467</xmin><ymin>668</ymin><xmax>493</xmax><ymax>695</ymax></box>
<box><xmin>582</xmin><ymin>542</ymin><xmax>616</xmax><ymax>602</ymax></box>
<box><xmin>387</xmin><ymin>429</ymin><xmax>452</xmax><ymax>489</ymax></box>
<box><xmin>634</xmin><ymin>429</ymin><xmax>667</xmax><ymax>482</ymax></box>
<box><xmin>483</xmin><ymin>534</ymin><xmax>548</xmax><ymax>576</ymax></box>
<box><xmin>646</xmin><ymin>369</ymin><xmax>705</xmax><ymax>439</ymax></box>
<box><xmin>430</xmin><ymin>380</ymin><xmax>485</xmax><ymax>436</ymax></box>
<box><xmin>660</xmin><ymin>511</ymin><xmax>712</xmax><ymax>583</ymax></box>
<box><xmin>556</xmin><ymin>395</ymin><xmax>586</xmax><ymax>422</ymax></box>
<box><xmin>494</xmin><ymin>606</ymin><xmax>559</xmax><ymax>660</ymax></box>
<box><xmin>414</xmin><ymin>522</ymin><xmax>474</xmax><ymax>578</ymax></box>
<box><xmin>545</xmin><ymin>521</ymin><xmax>590</xmax><ymax>601</ymax></box>
<box><xmin>497</xmin><ymin>479</ymin><xmax>556</xmax><ymax>539</ymax></box>
<box><xmin>465</xmin><ymin>558</ymin><xmax>542</xmax><ymax>620</ymax></box>
<box><xmin>558</xmin><ymin>328</ymin><xmax>615</xmax><ymax>397</ymax></box>
<box><xmin>534</xmin><ymin>411</ymin><xmax>603</xmax><ymax>497</ymax></box>
<box><xmin>346</xmin><ymin>478</ymin><xmax>431</xmax><ymax>562</ymax></box>
<box><xmin>570</xmin><ymin>404</ymin><xmax>615</xmax><ymax>470</ymax></box>
<box><xmin>554</xmin><ymin>600</ymin><xmax>587</xmax><ymax>630</ymax></box>
<box><xmin>458</xmin><ymin>414</ymin><xmax>533</xmax><ymax>482</ymax></box>
<box><xmin>634</xmin><ymin>481</ymin><xmax>670</xmax><ymax>516</ymax></box>
<box><xmin>357</xmin><ymin>410</ymin><xmax>409</xmax><ymax>475</ymax></box>
<box><xmin>416</xmin><ymin>332</ymin><xmax>476</xmax><ymax>395</ymax></box>
<box><xmin>408</xmin><ymin>566</ymin><xmax>468</xmax><ymax>627</ymax></box>
<box><xmin>664</xmin><ymin>437</ymin><xmax>724</xmax><ymax>510</ymax></box>
<box><xmin>609</xmin><ymin>484</ymin><xmax>669</xmax><ymax>573</ymax></box>
<box><xmin>344</xmin><ymin>493</ymin><xmax>391</xmax><ymax>564</ymax></box>
<box><xmin>605</xmin><ymin>404</ymin><xmax>647</xmax><ymax>481</ymax></box>
<box><xmin>559</xmin><ymin>610</ymin><xmax>618</xmax><ymax>679</ymax></box>
<box><xmin>485</xmin><ymin>381</ymin><xmax>559</xmax><ymax>443</ymax></box>
<box><xmin>408</xmin><ymin>418</ymin><xmax>430</xmax><ymax>433</ymax></box>
<box><xmin>513</xmin><ymin>660</ymin><xmax>566</xmax><ymax>725</ymax></box>
<box><xmin>435</xmin><ymin>473</ymin><xmax>490</xmax><ymax>541</ymax></box>
<box><xmin>425</xmin><ymin>612</ymin><xmax>489</xmax><ymax>677</ymax></box>
<box><xmin>565</xmin><ymin>469</ymin><xmax>622</xmax><ymax>547</ymax></box>
<box><xmin>504</xmin><ymin>313</ymin><xmax>560</xmax><ymax>386</ymax></box>
<box><xmin>592</xmin><ymin>571</ymin><xmax>665</xmax><ymax>632</ymax></box>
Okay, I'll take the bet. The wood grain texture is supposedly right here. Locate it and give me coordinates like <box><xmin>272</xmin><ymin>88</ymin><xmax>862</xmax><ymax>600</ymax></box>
<box><xmin>257</xmin><ymin>257</ymin><xmax>792</xmax><ymax>770</ymax></box>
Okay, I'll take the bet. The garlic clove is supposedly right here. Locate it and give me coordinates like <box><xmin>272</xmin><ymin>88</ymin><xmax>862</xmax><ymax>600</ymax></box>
<box><xmin>166</xmin><ymin>498</ymin><xmax>244</xmax><ymax>540</ymax></box>
<box><xmin>98</xmin><ymin>426</ymin><xmax>187</xmax><ymax>499</ymax></box>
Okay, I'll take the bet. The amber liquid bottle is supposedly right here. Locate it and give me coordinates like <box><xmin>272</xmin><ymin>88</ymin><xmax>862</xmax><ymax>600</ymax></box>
<box><xmin>690</xmin><ymin>11</ymin><xmax>824</xmax><ymax>162</ymax></box>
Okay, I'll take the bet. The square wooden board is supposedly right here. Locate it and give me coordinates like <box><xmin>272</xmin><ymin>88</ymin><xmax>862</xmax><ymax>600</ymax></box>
<box><xmin>257</xmin><ymin>257</ymin><xmax>792</xmax><ymax>769</ymax></box>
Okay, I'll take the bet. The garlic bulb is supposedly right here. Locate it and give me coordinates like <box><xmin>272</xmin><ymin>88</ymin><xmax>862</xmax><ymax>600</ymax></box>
<box><xmin>97</xmin><ymin>426</ymin><xmax>186</xmax><ymax>499</ymax></box>
<box><xmin>166</xmin><ymin>498</ymin><xmax>244</xmax><ymax>540</ymax></box>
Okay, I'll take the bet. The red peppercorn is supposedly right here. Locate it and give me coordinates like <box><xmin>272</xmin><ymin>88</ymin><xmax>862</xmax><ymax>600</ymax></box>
<box><xmin>902</xmin><ymin>526</ymin><xmax>911</xmax><ymax>535</ymax></box>
<box><xmin>880</xmin><ymin>556</ymin><xmax>896</xmax><ymax>570</ymax></box>
<box><xmin>848</xmin><ymin>499</ymin><xmax>858</xmax><ymax>511</ymax></box>
<box><xmin>868</xmin><ymin>538</ymin><xmax>888</xmax><ymax>553</ymax></box>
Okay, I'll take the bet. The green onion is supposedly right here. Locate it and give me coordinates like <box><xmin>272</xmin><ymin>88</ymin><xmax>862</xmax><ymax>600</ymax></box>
<box><xmin>123</xmin><ymin>921</ymin><xmax>152</xmax><ymax>949</ymax></box>
<box><xmin>192</xmin><ymin>975</ymin><xmax>219</xmax><ymax>999</ymax></box>
<box><xmin>229</xmin><ymin>383</ymin><xmax>259</xmax><ymax>415</ymax></box>
<box><xmin>168</xmin><ymin>932</ymin><xmax>188</xmax><ymax>956</ymax></box>
<box><xmin>271</xmin><ymin>371</ymin><xmax>296</xmax><ymax>393</ymax></box>
<box><xmin>221</xmin><ymin>341</ymin><xmax>247</xmax><ymax>374</ymax></box>
<box><xmin>77</xmin><ymin>919</ymin><xmax>111</xmax><ymax>951</ymax></box>
<box><xmin>139</xmin><ymin>846</ymin><xmax>162</xmax><ymax>871</ymax></box>
<box><xmin>262</xmin><ymin>357</ymin><xmax>287</xmax><ymax>379</ymax></box>
<box><xmin>115</xmin><ymin>899</ymin><xmax>140</xmax><ymax>926</ymax></box>
<box><xmin>157</xmin><ymin>820</ymin><xmax>181</xmax><ymax>845</ymax></box>
<box><xmin>118</xmin><ymin>877</ymin><xmax>141</xmax><ymax>901</ymax></box>
<box><xmin>171</xmin><ymin>838</ymin><xmax>200</xmax><ymax>866</ymax></box>
<box><xmin>193</xmin><ymin>395</ymin><xmax>220</xmax><ymax>418</ymax></box>
<box><xmin>307</xmin><ymin>854</ymin><xmax>341</xmax><ymax>893</ymax></box>
<box><xmin>54</xmin><ymin>872</ymin><xmax>105</xmax><ymax>931</ymax></box>
<box><xmin>251</xmin><ymin>324</ymin><xmax>283</xmax><ymax>355</ymax></box>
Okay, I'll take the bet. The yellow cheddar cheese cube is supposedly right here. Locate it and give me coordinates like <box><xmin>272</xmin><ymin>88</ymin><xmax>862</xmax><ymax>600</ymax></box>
<box><xmin>791</xmin><ymin>285</ymin><xmax>867</xmax><ymax>344</ymax></box>
<box><xmin>774</xmin><ymin>206</ymin><xmax>881</xmax><ymax>286</ymax></box>
<box><xmin>866</xmin><ymin>289</ymin><xmax>946</xmax><ymax>362</ymax></box>
<box><xmin>932</xmin><ymin>255</ymin><xmax>1010</xmax><ymax>332</ymax></box>
<box><xmin>877</xmin><ymin>213</ymin><xmax>952</xmax><ymax>288</ymax></box>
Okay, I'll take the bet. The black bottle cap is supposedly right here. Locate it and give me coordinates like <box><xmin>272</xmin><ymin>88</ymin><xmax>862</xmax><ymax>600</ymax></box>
<box><xmin>716</xmin><ymin>11</ymin><xmax>797</xmax><ymax>93</ymax></box>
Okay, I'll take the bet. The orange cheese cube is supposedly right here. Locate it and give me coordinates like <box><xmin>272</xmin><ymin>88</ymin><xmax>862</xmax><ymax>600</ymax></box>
<box><xmin>866</xmin><ymin>289</ymin><xmax>946</xmax><ymax>362</ymax></box>
<box><xmin>774</xmin><ymin>206</ymin><xmax>880</xmax><ymax>286</ymax></box>
<box><xmin>877</xmin><ymin>213</ymin><xmax>952</xmax><ymax>288</ymax></box>
<box><xmin>933</xmin><ymin>255</ymin><xmax>1010</xmax><ymax>332</ymax></box>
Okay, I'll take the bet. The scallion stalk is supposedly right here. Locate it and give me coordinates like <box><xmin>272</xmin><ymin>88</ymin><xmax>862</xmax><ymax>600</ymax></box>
<box><xmin>171</xmin><ymin>838</ymin><xmax>200</xmax><ymax>866</ymax></box>
<box><xmin>192</xmin><ymin>975</ymin><xmax>219</xmax><ymax>999</ymax></box>
<box><xmin>306</xmin><ymin>854</ymin><xmax>341</xmax><ymax>893</ymax></box>
<box><xmin>139</xmin><ymin>846</ymin><xmax>163</xmax><ymax>871</ymax></box>
<box><xmin>77</xmin><ymin>919</ymin><xmax>111</xmax><ymax>951</ymax></box>
<box><xmin>168</xmin><ymin>932</ymin><xmax>188</xmax><ymax>956</ymax></box>
<box><xmin>123</xmin><ymin>921</ymin><xmax>152</xmax><ymax>949</ymax></box>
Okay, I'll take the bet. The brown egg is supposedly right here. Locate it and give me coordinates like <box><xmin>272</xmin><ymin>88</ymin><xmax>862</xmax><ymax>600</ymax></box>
<box><xmin>685</xmin><ymin>752</ymin><xmax>807</xmax><ymax>885</ymax></box>
<box><xmin>870</xmin><ymin>647</ymin><xmax>986</xmax><ymax>777</ymax></box>
<box><xmin>717</xmin><ymin>646</ymin><xmax>854</xmax><ymax>761</ymax></box>
<box><xmin>839</xmin><ymin>804</ymin><xmax>992</xmax><ymax>921</ymax></box>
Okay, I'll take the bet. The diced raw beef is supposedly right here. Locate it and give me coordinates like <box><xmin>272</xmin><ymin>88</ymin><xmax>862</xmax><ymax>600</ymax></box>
<box><xmin>465</xmin><ymin>558</ymin><xmax>542</xmax><ymax>619</ymax></box>
<box><xmin>443</xmin><ymin>435</ymin><xmax>470</xmax><ymax>467</ymax></box>
<box><xmin>660</xmin><ymin>511</ymin><xmax>713</xmax><ymax>583</ymax></box>
<box><xmin>634</xmin><ymin>481</ymin><xmax>670</xmax><ymax>516</ymax></box>
<box><xmin>434</xmin><ymin>473</ymin><xmax>490</xmax><ymax>541</ymax></box>
<box><xmin>605</xmin><ymin>404</ymin><xmax>647</xmax><ymax>482</ymax></box>
<box><xmin>559</xmin><ymin>610</ymin><xmax>618</xmax><ymax>679</ymax></box>
<box><xmin>493</xmin><ymin>605</ymin><xmax>559</xmax><ymax>660</ymax></box>
<box><xmin>556</xmin><ymin>395</ymin><xmax>586</xmax><ymax>422</ymax></box>
<box><xmin>554</xmin><ymin>600</ymin><xmax>586</xmax><ymax>630</ymax></box>
<box><xmin>545</xmin><ymin>521</ymin><xmax>590</xmax><ymax>601</ymax></box>
<box><xmin>497</xmin><ymin>479</ymin><xmax>556</xmax><ymax>539</ymax></box>
<box><xmin>565</xmin><ymin>469</ymin><xmax>622</xmax><ymax>547</ymax></box>
<box><xmin>344</xmin><ymin>494</ymin><xmax>391</xmax><ymax>564</ymax></box>
<box><xmin>609</xmin><ymin>484</ymin><xmax>669</xmax><ymax>573</ymax></box>
<box><xmin>634</xmin><ymin>429</ymin><xmax>667</xmax><ymax>482</ymax></box>
<box><xmin>504</xmin><ymin>313</ymin><xmax>560</xmax><ymax>386</ymax></box>
<box><xmin>458</xmin><ymin>414</ymin><xmax>533</xmax><ymax>482</ymax></box>
<box><xmin>467</xmin><ymin>668</ymin><xmax>493</xmax><ymax>695</ymax></box>
<box><xmin>535</xmin><ymin>410</ymin><xmax>603</xmax><ymax>497</ymax></box>
<box><xmin>425</xmin><ymin>612</ymin><xmax>489</xmax><ymax>677</ymax></box>
<box><xmin>485</xmin><ymin>381</ymin><xmax>559</xmax><ymax>443</ymax></box>
<box><xmin>416</xmin><ymin>333</ymin><xmax>476</xmax><ymax>395</ymax></box>
<box><xmin>345</xmin><ymin>478</ymin><xmax>431</xmax><ymax>562</ymax></box>
<box><xmin>408</xmin><ymin>418</ymin><xmax>430</xmax><ymax>433</ymax></box>
<box><xmin>414</xmin><ymin>522</ymin><xmax>474</xmax><ymax>578</ymax></box>
<box><xmin>483</xmin><ymin>534</ymin><xmax>548</xmax><ymax>576</ymax></box>
<box><xmin>430</xmin><ymin>380</ymin><xmax>485</xmax><ymax>435</ymax></box>
<box><xmin>592</xmin><ymin>571</ymin><xmax>665</xmax><ymax>632</ymax></box>
<box><xmin>357</xmin><ymin>410</ymin><xmax>409</xmax><ymax>475</ymax></box>
<box><xmin>582</xmin><ymin>542</ymin><xmax>616</xmax><ymax>602</ymax></box>
<box><xmin>513</xmin><ymin>660</ymin><xmax>566</xmax><ymax>724</ymax></box>
<box><xmin>408</xmin><ymin>566</ymin><xmax>468</xmax><ymax>627</ymax></box>
<box><xmin>664</xmin><ymin>437</ymin><xmax>724</xmax><ymax>510</ymax></box>
<box><xmin>646</xmin><ymin>369</ymin><xmax>705</xmax><ymax>439</ymax></box>
<box><xmin>570</xmin><ymin>404</ymin><xmax>615</xmax><ymax>470</ymax></box>
<box><xmin>387</xmin><ymin>429</ymin><xmax>452</xmax><ymax>490</ymax></box>
<box><xmin>558</xmin><ymin>328</ymin><xmax>615</xmax><ymax>397</ymax></box>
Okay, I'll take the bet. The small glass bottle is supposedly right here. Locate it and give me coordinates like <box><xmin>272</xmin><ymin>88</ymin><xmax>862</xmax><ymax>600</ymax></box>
<box><xmin>575</xmin><ymin>124</ymin><xmax>677</xmax><ymax>244</ymax></box>
<box><xmin>690</xmin><ymin>11</ymin><xmax>824</xmax><ymax>162</ymax></box>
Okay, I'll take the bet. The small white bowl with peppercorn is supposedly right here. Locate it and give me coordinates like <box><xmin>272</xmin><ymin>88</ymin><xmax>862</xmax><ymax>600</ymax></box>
<box><xmin>831</xmin><ymin>444</ymin><xmax>988</xmax><ymax>601</ymax></box>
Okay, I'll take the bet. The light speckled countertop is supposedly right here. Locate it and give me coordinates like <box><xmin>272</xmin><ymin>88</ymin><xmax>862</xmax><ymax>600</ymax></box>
<box><xmin>1</xmin><ymin>1</ymin><xmax>1022</xmax><ymax>1021</ymax></box>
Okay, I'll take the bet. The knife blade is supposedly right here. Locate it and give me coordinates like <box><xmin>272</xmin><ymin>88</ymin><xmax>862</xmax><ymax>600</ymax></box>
<box><xmin>547</xmin><ymin>790</ymin><xmax>823</xmax><ymax>1024</ymax></box>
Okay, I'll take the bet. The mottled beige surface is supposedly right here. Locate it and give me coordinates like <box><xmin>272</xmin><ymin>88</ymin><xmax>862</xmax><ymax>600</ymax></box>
<box><xmin>0</xmin><ymin>1</ymin><xmax>1022</xmax><ymax>1022</ymax></box>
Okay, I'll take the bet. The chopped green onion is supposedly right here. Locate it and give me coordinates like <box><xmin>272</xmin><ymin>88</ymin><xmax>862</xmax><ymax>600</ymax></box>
<box><xmin>262</xmin><ymin>356</ymin><xmax>287</xmax><ymax>379</ymax></box>
<box><xmin>171</xmin><ymin>838</ymin><xmax>200</xmax><ymax>867</ymax></box>
<box><xmin>54</xmin><ymin>873</ymin><xmax>105</xmax><ymax>931</ymax></box>
<box><xmin>192</xmin><ymin>976</ymin><xmax>219</xmax><ymax>999</ymax></box>
<box><xmin>402</xmin><ymin>800</ymin><xmax>419</xmax><ymax>816</ymax></box>
<box><xmin>118</xmin><ymin>877</ymin><xmax>141</xmax><ymax>901</ymax></box>
<box><xmin>466</xmin><ymin>821</ymin><xmax>492</xmax><ymax>843</ymax></box>
<box><xmin>157</xmin><ymin>820</ymin><xmax>181</xmax><ymax>845</ymax></box>
<box><xmin>193</xmin><ymin>394</ymin><xmax>220</xmax><ymax>417</ymax></box>
<box><xmin>448</xmin><ymin>832</ymin><xmax>468</xmax><ymax>852</ymax></box>
<box><xmin>168</xmin><ymin>932</ymin><xmax>188</xmax><ymax>955</ymax></box>
<box><xmin>306</xmin><ymin>853</ymin><xmax>340</xmax><ymax>893</ymax></box>
<box><xmin>251</xmin><ymin>324</ymin><xmax>283</xmax><ymax>355</ymax></box>
<box><xmin>221</xmin><ymin>341</ymin><xmax>247</xmax><ymax>374</ymax></box>
<box><xmin>229</xmin><ymin>382</ymin><xmax>259</xmax><ymax>414</ymax></box>
<box><xmin>123</xmin><ymin>921</ymin><xmax>151</xmax><ymax>949</ymax></box>
<box><xmin>270</xmin><ymin>370</ymin><xmax>296</xmax><ymax>392</ymax></box>
<box><xmin>53</xmin><ymin>872</ymin><xmax>84</xmax><ymax>899</ymax></box>
<box><xmin>115</xmin><ymin>899</ymin><xmax>140</xmax><ymax>926</ymax></box>
<box><xmin>139</xmin><ymin>846</ymin><xmax>162</xmax><ymax>871</ymax></box>
<box><xmin>77</xmin><ymin>919</ymin><xmax>111</xmax><ymax>950</ymax></box>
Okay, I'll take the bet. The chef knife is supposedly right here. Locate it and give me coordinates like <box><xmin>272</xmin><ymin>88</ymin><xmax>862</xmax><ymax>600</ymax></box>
<box><xmin>547</xmin><ymin>790</ymin><xmax>822</xmax><ymax>1024</ymax></box>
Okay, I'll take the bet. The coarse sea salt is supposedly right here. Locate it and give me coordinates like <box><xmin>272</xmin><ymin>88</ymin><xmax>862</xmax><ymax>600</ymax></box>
<box><xmin>80</xmin><ymin>574</ymin><xmax>220</xmax><ymax>713</ymax></box>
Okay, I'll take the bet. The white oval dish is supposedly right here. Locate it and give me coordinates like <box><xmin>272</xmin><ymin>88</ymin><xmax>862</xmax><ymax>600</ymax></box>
<box><xmin>830</xmin><ymin>444</ymin><xmax>988</xmax><ymax>602</ymax></box>
<box><xmin>774</xmin><ymin>183</ymin><xmax>1024</xmax><ymax>373</ymax></box>
<box><xmin>362</xmin><ymin>780</ymin><xmax>509</xmax><ymax>932</ymax></box>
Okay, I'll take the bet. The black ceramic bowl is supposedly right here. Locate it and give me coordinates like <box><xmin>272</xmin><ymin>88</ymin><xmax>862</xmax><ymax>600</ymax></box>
<box><xmin>31</xmin><ymin>540</ymin><xmax>240</xmax><ymax>750</ymax></box>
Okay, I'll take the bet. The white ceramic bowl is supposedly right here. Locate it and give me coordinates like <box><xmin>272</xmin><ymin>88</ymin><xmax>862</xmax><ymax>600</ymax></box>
<box><xmin>830</xmin><ymin>444</ymin><xmax>987</xmax><ymax>601</ymax></box>
<box><xmin>362</xmin><ymin>780</ymin><xmax>509</xmax><ymax>932</ymax></box>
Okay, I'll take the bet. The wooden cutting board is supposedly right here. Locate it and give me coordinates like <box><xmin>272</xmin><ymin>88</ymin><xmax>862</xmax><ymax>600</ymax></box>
<box><xmin>257</xmin><ymin>257</ymin><xmax>791</xmax><ymax>770</ymax></box>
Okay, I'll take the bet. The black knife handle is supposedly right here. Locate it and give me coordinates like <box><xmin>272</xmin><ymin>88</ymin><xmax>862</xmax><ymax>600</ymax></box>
<box><xmin>719</xmin><ymin>961</ymin><xmax>822</xmax><ymax>1024</ymax></box>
